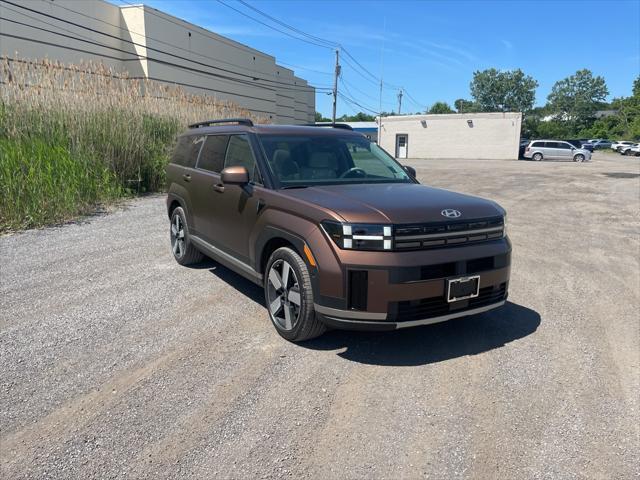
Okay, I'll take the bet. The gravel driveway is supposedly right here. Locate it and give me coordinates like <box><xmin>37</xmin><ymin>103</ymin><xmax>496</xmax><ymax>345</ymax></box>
<box><xmin>1</xmin><ymin>152</ymin><xmax>638</xmax><ymax>479</ymax></box>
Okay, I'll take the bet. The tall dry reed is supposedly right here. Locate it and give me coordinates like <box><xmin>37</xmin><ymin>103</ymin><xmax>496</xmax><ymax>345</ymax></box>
<box><xmin>0</xmin><ymin>55</ymin><xmax>265</xmax><ymax>231</ymax></box>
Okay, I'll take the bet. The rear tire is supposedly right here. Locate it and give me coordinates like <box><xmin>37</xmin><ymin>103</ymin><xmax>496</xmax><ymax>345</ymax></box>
<box><xmin>532</xmin><ymin>152</ymin><xmax>543</xmax><ymax>161</ymax></box>
<box><xmin>264</xmin><ymin>247</ymin><xmax>326</xmax><ymax>342</ymax></box>
<box><xmin>573</xmin><ymin>154</ymin><xmax>585</xmax><ymax>162</ymax></box>
<box><xmin>170</xmin><ymin>207</ymin><xmax>204</xmax><ymax>266</ymax></box>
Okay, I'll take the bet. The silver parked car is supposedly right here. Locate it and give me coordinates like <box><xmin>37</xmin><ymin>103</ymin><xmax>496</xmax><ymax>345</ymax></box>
<box><xmin>524</xmin><ymin>140</ymin><xmax>592</xmax><ymax>162</ymax></box>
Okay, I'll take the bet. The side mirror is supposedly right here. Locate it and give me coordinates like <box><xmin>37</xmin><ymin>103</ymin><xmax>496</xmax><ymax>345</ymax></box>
<box><xmin>221</xmin><ymin>166</ymin><xmax>249</xmax><ymax>185</ymax></box>
<box><xmin>403</xmin><ymin>165</ymin><xmax>417</xmax><ymax>178</ymax></box>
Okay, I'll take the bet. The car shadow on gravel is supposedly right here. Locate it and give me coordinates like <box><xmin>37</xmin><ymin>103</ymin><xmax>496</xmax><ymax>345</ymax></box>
<box><xmin>202</xmin><ymin>260</ymin><xmax>266</xmax><ymax>307</ymax></box>
<box><xmin>201</xmin><ymin>259</ymin><xmax>540</xmax><ymax>366</ymax></box>
<box><xmin>303</xmin><ymin>302</ymin><xmax>540</xmax><ymax>366</ymax></box>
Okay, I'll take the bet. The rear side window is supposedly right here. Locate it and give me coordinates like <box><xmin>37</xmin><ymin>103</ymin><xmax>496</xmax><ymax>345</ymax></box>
<box><xmin>544</xmin><ymin>141</ymin><xmax>560</xmax><ymax>148</ymax></box>
<box><xmin>224</xmin><ymin>135</ymin><xmax>258</xmax><ymax>182</ymax></box>
<box><xmin>172</xmin><ymin>135</ymin><xmax>204</xmax><ymax>167</ymax></box>
<box><xmin>197</xmin><ymin>135</ymin><xmax>229</xmax><ymax>173</ymax></box>
<box><xmin>531</xmin><ymin>141</ymin><xmax>543</xmax><ymax>147</ymax></box>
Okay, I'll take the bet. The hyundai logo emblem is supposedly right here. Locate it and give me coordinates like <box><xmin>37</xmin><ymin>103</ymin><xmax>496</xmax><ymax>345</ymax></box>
<box><xmin>441</xmin><ymin>209</ymin><xmax>461</xmax><ymax>218</ymax></box>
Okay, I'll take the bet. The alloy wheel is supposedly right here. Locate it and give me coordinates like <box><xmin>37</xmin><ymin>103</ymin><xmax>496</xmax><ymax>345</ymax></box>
<box><xmin>170</xmin><ymin>214</ymin><xmax>185</xmax><ymax>258</ymax></box>
<box><xmin>266</xmin><ymin>259</ymin><xmax>301</xmax><ymax>331</ymax></box>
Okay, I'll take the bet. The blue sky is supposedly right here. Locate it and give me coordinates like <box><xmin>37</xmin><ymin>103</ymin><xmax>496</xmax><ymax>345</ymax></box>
<box><xmin>125</xmin><ymin>0</ymin><xmax>639</xmax><ymax>117</ymax></box>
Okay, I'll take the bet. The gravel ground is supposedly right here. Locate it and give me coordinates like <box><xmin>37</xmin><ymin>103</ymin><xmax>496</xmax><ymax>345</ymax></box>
<box><xmin>1</xmin><ymin>152</ymin><xmax>638</xmax><ymax>479</ymax></box>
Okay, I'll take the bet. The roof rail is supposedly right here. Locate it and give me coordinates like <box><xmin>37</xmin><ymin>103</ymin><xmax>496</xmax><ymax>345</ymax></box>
<box><xmin>306</xmin><ymin>123</ymin><xmax>353</xmax><ymax>131</ymax></box>
<box><xmin>188</xmin><ymin>118</ymin><xmax>254</xmax><ymax>129</ymax></box>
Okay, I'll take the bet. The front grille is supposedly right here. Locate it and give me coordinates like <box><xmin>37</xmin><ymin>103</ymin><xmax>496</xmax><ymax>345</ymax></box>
<box><xmin>394</xmin><ymin>217</ymin><xmax>504</xmax><ymax>251</ymax></box>
<box><xmin>388</xmin><ymin>252</ymin><xmax>510</xmax><ymax>283</ymax></box>
<box><xmin>391</xmin><ymin>283</ymin><xmax>507</xmax><ymax>322</ymax></box>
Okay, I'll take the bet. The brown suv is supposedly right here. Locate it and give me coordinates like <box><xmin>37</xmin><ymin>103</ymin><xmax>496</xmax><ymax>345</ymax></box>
<box><xmin>166</xmin><ymin>119</ymin><xmax>511</xmax><ymax>342</ymax></box>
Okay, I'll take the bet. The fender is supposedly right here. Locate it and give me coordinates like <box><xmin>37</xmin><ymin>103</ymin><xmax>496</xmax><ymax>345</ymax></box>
<box><xmin>166</xmin><ymin>189</ymin><xmax>195</xmax><ymax>232</ymax></box>
<box><xmin>255</xmin><ymin>226</ymin><xmax>308</xmax><ymax>270</ymax></box>
<box><xmin>253</xmin><ymin>210</ymin><xmax>345</xmax><ymax>301</ymax></box>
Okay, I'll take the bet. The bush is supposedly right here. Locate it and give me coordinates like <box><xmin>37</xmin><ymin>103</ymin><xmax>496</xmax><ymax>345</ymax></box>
<box><xmin>0</xmin><ymin>56</ymin><xmax>263</xmax><ymax>232</ymax></box>
<box><xmin>0</xmin><ymin>136</ymin><xmax>122</xmax><ymax>229</ymax></box>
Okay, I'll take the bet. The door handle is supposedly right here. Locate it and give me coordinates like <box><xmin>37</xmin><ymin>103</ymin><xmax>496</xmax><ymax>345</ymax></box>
<box><xmin>182</xmin><ymin>174</ymin><xmax>191</xmax><ymax>182</ymax></box>
<box><xmin>213</xmin><ymin>184</ymin><xmax>225</xmax><ymax>193</ymax></box>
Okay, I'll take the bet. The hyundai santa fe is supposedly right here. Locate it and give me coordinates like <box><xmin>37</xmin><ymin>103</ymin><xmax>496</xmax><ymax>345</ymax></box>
<box><xmin>166</xmin><ymin>119</ymin><xmax>511</xmax><ymax>342</ymax></box>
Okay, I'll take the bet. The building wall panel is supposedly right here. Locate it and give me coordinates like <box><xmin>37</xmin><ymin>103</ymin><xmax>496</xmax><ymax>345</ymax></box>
<box><xmin>379</xmin><ymin>113</ymin><xmax>522</xmax><ymax>160</ymax></box>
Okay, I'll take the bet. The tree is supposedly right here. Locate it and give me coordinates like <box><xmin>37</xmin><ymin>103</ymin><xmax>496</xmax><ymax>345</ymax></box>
<box><xmin>454</xmin><ymin>98</ymin><xmax>478</xmax><ymax>113</ymax></box>
<box><xmin>470</xmin><ymin>68</ymin><xmax>538</xmax><ymax>113</ymax></box>
<box><xmin>336</xmin><ymin>112</ymin><xmax>377</xmax><ymax>122</ymax></box>
<box><xmin>428</xmin><ymin>102</ymin><xmax>454</xmax><ymax>114</ymax></box>
<box><xmin>315</xmin><ymin>111</ymin><xmax>331</xmax><ymax>122</ymax></box>
<box><xmin>546</xmin><ymin>69</ymin><xmax>609</xmax><ymax>131</ymax></box>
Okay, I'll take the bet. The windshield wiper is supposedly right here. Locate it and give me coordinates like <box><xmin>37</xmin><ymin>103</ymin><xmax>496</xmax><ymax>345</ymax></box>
<box><xmin>280</xmin><ymin>185</ymin><xmax>310</xmax><ymax>189</ymax></box>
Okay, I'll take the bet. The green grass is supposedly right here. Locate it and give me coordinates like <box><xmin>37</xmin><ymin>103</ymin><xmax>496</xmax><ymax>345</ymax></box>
<box><xmin>0</xmin><ymin>105</ymin><xmax>181</xmax><ymax>232</ymax></box>
<box><xmin>0</xmin><ymin>136</ymin><xmax>121</xmax><ymax>230</ymax></box>
<box><xmin>0</xmin><ymin>56</ymin><xmax>261</xmax><ymax>233</ymax></box>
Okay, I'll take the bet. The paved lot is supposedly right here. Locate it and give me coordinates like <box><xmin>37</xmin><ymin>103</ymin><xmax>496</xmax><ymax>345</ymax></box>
<box><xmin>1</xmin><ymin>152</ymin><xmax>638</xmax><ymax>479</ymax></box>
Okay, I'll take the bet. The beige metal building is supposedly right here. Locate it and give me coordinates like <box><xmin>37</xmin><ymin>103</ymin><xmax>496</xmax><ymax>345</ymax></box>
<box><xmin>0</xmin><ymin>0</ymin><xmax>315</xmax><ymax>123</ymax></box>
<box><xmin>379</xmin><ymin>112</ymin><xmax>522</xmax><ymax>160</ymax></box>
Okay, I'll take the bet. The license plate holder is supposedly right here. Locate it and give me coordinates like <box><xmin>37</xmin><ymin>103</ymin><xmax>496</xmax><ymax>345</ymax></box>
<box><xmin>447</xmin><ymin>275</ymin><xmax>480</xmax><ymax>303</ymax></box>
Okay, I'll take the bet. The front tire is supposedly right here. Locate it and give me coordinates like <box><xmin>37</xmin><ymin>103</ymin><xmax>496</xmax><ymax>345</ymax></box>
<box><xmin>574</xmin><ymin>154</ymin><xmax>585</xmax><ymax>162</ymax></box>
<box><xmin>170</xmin><ymin>207</ymin><xmax>204</xmax><ymax>266</ymax></box>
<box><xmin>264</xmin><ymin>247</ymin><xmax>326</xmax><ymax>342</ymax></box>
<box><xmin>532</xmin><ymin>152</ymin><xmax>543</xmax><ymax>161</ymax></box>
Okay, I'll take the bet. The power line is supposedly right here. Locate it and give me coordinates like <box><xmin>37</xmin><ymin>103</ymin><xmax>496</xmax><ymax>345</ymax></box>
<box><xmin>0</xmin><ymin>24</ymin><xmax>330</xmax><ymax>95</ymax></box>
<box><xmin>339</xmin><ymin>78</ymin><xmax>381</xmax><ymax>115</ymax></box>
<box><xmin>0</xmin><ymin>35</ymin><xmax>282</xmax><ymax>113</ymax></box>
<box><xmin>276</xmin><ymin>60</ymin><xmax>332</xmax><ymax>76</ymax></box>
<box><xmin>214</xmin><ymin>0</ymin><xmax>334</xmax><ymax>50</ymax></box>
<box><xmin>341</xmin><ymin>75</ymin><xmax>392</xmax><ymax>105</ymax></box>
<box><xmin>117</xmin><ymin>0</ymin><xmax>420</xmax><ymax>117</ymax></box>
<box><xmin>0</xmin><ymin>0</ymin><xmax>328</xmax><ymax>92</ymax></box>
<box><xmin>214</xmin><ymin>0</ymin><xmax>390</xmax><ymax>95</ymax></box>
<box><xmin>338</xmin><ymin>94</ymin><xmax>378</xmax><ymax>115</ymax></box>
<box><xmin>340</xmin><ymin>55</ymin><xmax>380</xmax><ymax>86</ymax></box>
<box><xmin>338</xmin><ymin>92</ymin><xmax>379</xmax><ymax>115</ymax></box>
<box><xmin>236</xmin><ymin>0</ymin><xmax>338</xmax><ymax>49</ymax></box>
<box><xmin>340</xmin><ymin>48</ymin><xmax>378</xmax><ymax>82</ymax></box>
<box><xmin>0</xmin><ymin>17</ymin><xmax>279</xmax><ymax>96</ymax></box>
<box><xmin>402</xmin><ymin>89</ymin><xmax>427</xmax><ymax>111</ymax></box>
<box><xmin>117</xmin><ymin>0</ymin><xmax>289</xmax><ymax>58</ymax></box>
<box><xmin>45</xmin><ymin>0</ymin><xmax>323</xmax><ymax>84</ymax></box>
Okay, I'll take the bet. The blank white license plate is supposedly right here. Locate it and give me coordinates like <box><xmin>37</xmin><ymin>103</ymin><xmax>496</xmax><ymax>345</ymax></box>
<box><xmin>447</xmin><ymin>275</ymin><xmax>480</xmax><ymax>302</ymax></box>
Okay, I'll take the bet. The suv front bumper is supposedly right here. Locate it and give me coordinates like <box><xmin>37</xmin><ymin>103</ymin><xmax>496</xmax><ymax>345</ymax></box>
<box><xmin>311</xmin><ymin>238</ymin><xmax>511</xmax><ymax>331</ymax></box>
<box><xmin>316</xmin><ymin>300</ymin><xmax>506</xmax><ymax>331</ymax></box>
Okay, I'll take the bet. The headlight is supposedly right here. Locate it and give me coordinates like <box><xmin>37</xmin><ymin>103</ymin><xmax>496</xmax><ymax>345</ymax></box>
<box><xmin>321</xmin><ymin>220</ymin><xmax>393</xmax><ymax>250</ymax></box>
<box><xmin>502</xmin><ymin>214</ymin><xmax>508</xmax><ymax>238</ymax></box>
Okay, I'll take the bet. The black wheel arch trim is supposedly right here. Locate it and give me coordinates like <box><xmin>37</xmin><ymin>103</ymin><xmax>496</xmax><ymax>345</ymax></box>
<box><xmin>255</xmin><ymin>226</ymin><xmax>309</xmax><ymax>273</ymax></box>
<box><xmin>255</xmin><ymin>226</ymin><xmax>322</xmax><ymax>301</ymax></box>
<box><xmin>166</xmin><ymin>192</ymin><xmax>195</xmax><ymax>230</ymax></box>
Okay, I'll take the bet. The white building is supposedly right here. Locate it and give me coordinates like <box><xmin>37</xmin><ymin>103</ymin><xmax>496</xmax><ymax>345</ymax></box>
<box><xmin>379</xmin><ymin>112</ymin><xmax>522</xmax><ymax>160</ymax></box>
<box><xmin>0</xmin><ymin>0</ymin><xmax>315</xmax><ymax>123</ymax></box>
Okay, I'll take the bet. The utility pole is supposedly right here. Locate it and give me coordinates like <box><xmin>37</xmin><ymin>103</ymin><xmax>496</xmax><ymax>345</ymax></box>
<box><xmin>397</xmin><ymin>88</ymin><xmax>403</xmax><ymax>115</ymax></box>
<box><xmin>331</xmin><ymin>49</ymin><xmax>340</xmax><ymax>124</ymax></box>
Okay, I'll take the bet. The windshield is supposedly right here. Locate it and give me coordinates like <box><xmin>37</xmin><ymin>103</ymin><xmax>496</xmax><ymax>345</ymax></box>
<box><xmin>258</xmin><ymin>134</ymin><xmax>412</xmax><ymax>187</ymax></box>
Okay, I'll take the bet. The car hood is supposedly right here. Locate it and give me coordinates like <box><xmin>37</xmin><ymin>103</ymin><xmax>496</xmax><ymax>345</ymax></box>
<box><xmin>284</xmin><ymin>183</ymin><xmax>504</xmax><ymax>224</ymax></box>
